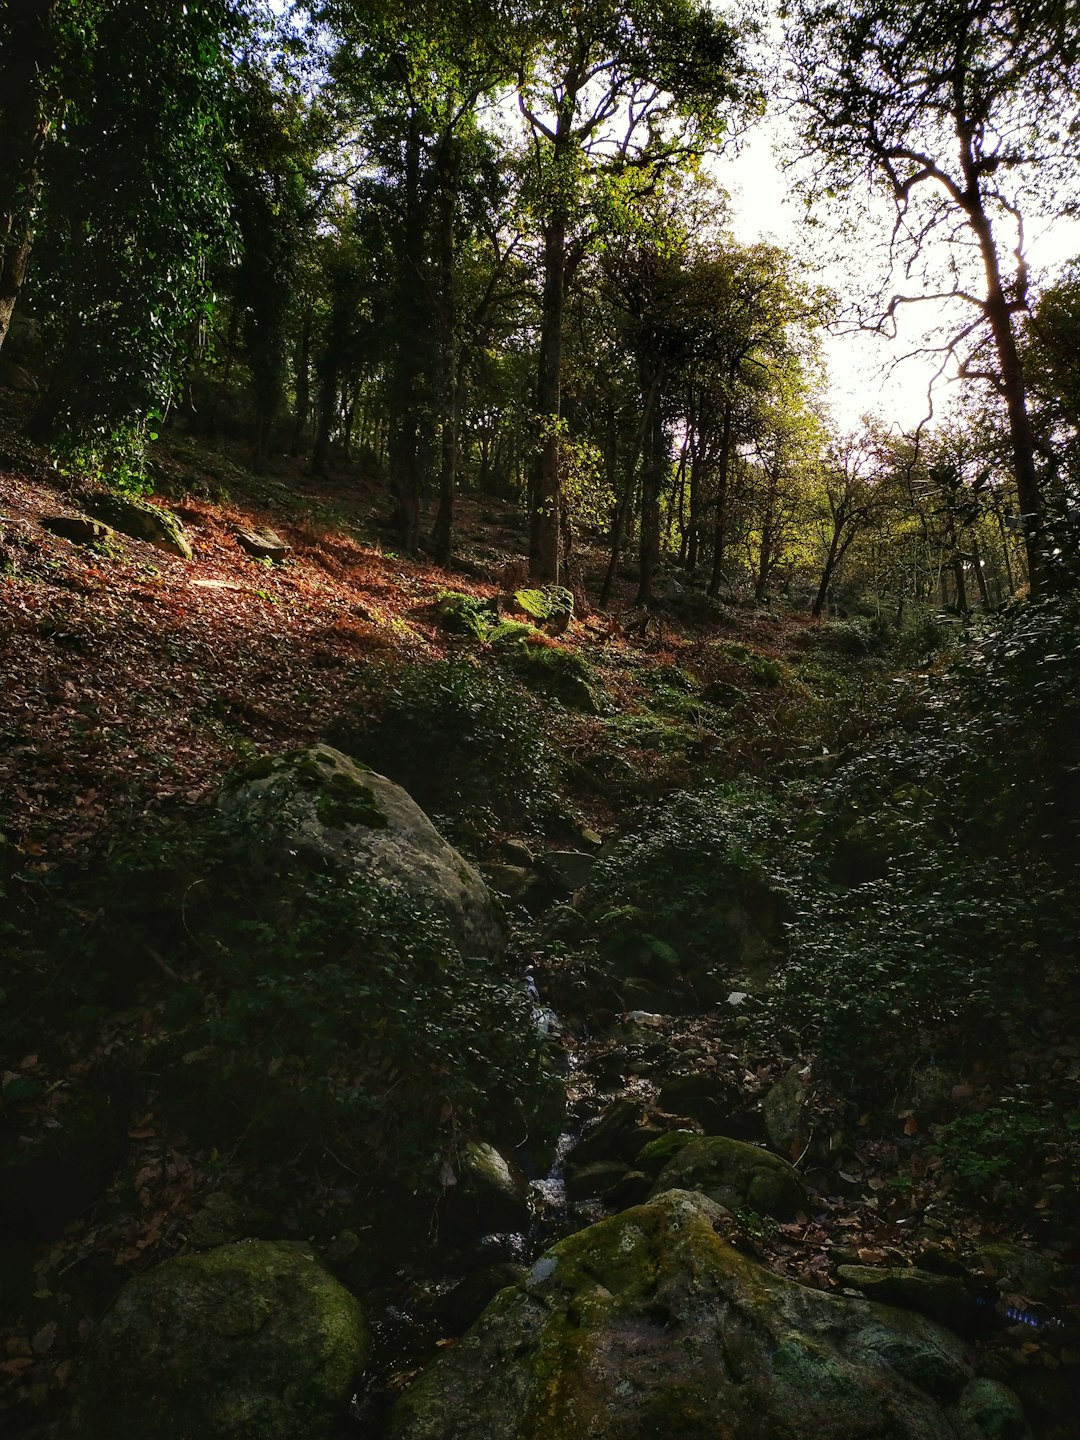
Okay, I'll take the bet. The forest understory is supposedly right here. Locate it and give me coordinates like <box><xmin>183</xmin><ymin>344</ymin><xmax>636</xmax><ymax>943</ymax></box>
<box><xmin>2</xmin><ymin>405</ymin><xmax>1077</xmax><ymax>1440</ymax></box>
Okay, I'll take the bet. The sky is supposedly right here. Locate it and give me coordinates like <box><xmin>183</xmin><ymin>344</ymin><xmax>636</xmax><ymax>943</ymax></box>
<box><xmin>713</xmin><ymin>124</ymin><xmax>1080</xmax><ymax>435</ymax></box>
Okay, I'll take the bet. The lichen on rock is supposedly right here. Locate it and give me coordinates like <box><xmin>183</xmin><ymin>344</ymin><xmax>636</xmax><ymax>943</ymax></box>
<box><xmin>73</xmin><ymin>1241</ymin><xmax>369</xmax><ymax>1440</ymax></box>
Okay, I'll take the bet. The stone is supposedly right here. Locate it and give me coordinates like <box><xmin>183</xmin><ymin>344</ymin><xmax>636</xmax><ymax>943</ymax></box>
<box><xmin>482</xmin><ymin>863</ymin><xmax>539</xmax><ymax>906</ymax></box>
<box><xmin>656</xmin><ymin>1073</ymin><xmax>743</xmax><ymax>1135</ymax></box>
<box><xmin>835</xmin><ymin>1265</ymin><xmax>977</xmax><ymax>1335</ymax></box>
<box><xmin>187</xmin><ymin>1193</ymin><xmax>277</xmax><ymax>1249</ymax></box>
<box><xmin>235</xmin><ymin>526</ymin><xmax>290</xmax><ymax>561</ymax></box>
<box><xmin>762</xmin><ymin>1063</ymin><xmax>810</xmax><ymax>1158</ymax></box>
<box><xmin>390</xmin><ymin>1189</ymin><xmax>1028</xmax><ymax>1440</ymax></box>
<box><xmin>220</xmin><ymin>745</ymin><xmax>505</xmax><ymax>957</ymax></box>
<box><xmin>634</xmin><ymin>1128</ymin><xmax>698</xmax><ymax>1176</ymax></box>
<box><xmin>570</xmin><ymin>1097</ymin><xmax>648</xmax><ymax>1167</ymax></box>
<box><xmin>541</xmin><ymin>850</ymin><xmax>596</xmax><ymax>893</ymax></box>
<box><xmin>74</xmin><ymin>1241</ymin><xmax>369</xmax><ymax>1440</ymax></box>
<box><xmin>509</xmin><ymin>584</ymin><xmax>574</xmax><ymax>634</ymax></box>
<box><xmin>42</xmin><ymin>514</ymin><xmax>111</xmax><ymax>546</ymax></box>
<box><xmin>564</xmin><ymin>1159</ymin><xmax>632</xmax><ymax>1202</ymax></box>
<box><xmin>650</xmin><ymin>1134</ymin><xmax>807</xmax><ymax>1219</ymax></box>
<box><xmin>448</xmin><ymin>1140</ymin><xmax>531</xmax><ymax>1234</ymax></box>
<box><xmin>81</xmin><ymin>492</ymin><xmax>193</xmax><ymax>558</ymax></box>
<box><xmin>0</xmin><ymin>356</ymin><xmax>41</xmax><ymax>392</ymax></box>
<box><xmin>500</xmin><ymin>641</ymin><xmax>602</xmax><ymax>713</ymax></box>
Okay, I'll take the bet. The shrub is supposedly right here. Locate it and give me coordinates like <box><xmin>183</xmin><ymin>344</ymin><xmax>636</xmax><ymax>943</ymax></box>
<box><xmin>329</xmin><ymin>659</ymin><xmax>566</xmax><ymax>839</ymax></box>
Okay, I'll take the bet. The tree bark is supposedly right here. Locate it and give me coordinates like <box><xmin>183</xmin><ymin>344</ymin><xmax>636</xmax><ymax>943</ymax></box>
<box><xmin>0</xmin><ymin>0</ymin><xmax>58</xmax><ymax>355</ymax></box>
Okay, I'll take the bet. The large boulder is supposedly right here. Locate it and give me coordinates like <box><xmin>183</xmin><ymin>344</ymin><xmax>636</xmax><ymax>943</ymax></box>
<box><xmin>74</xmin><ymin>1241</ymin><xmax>369</xmax><ymax>1440</ymax></box>
<box><xmin>390</xmin><ymin>1189</ymin><xmax>1029</xmax><ymax>1440</ymax></box>
<box><xmin>649</xmin><ymin>1134</ymin><xmax>808</xmax><ymax>1219</ymax></box>
<box><xmin>220</xmin><ymin>744</ymin><xmax>505</xmax><ymax>957</ymax></box>
<box><xmin>80</xmin><ymin>491</ymin><xmax>193</xmax><ymax>558</ymax></box>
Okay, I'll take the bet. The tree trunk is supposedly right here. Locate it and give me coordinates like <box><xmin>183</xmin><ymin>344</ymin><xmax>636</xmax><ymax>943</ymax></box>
<box><xmin>0</xmin><ymin>0</ymin><xmax>58</xmax><ymax>356</ymax></box>
<box><xmin>289</xmin><ymin>304</ymin><xmax>313</xmax><ymax>456</ymax></box>
<box><xmin>387</xmin><ymin>111</ymin><xmax>424</xmax><ymax>551</ymax></box>
<box><xmin>707</xmin><ymin>398</ymin><xmax>734</xmax><ymax>596</ymax></box>
<box><xmin>599</xmin><ymin>375</ymin><xmax>660</xmax><ymax>608</ymax></box>
<box><xmin>966</xmin><ymin>196</ymin><xmax>1044</xmax><ymax>591</ymax></box>
<box><xmin>636</xmin><ymin>398</ymin><xmax>665</xmax><ymax>606</ymax></box>
<box><xmin>432</xmin><ymin>137</ymin><xmax>460</xmax><ymax>567</ymax></box>
<box><xmin>529</xmin><ymin>208</ymin><xmax>566</xmax><ymax>582</ymax></box>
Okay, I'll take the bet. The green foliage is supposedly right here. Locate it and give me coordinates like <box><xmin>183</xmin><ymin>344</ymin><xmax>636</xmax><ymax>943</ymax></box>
<box><xmin>28</xmin><ymin>0</ymin><xmax>241</xmax><ymax>454</ymax></box>
<box><xmin>331</xmin><ymin>659</ymin><xmax>566</xmax><ymax>838</ymax></box>
<box><xmin>581</xmin><ymin>782</ymin><xmax>786</xmax><ymax>967</ymax></box>
<box><xmin>933</xmin><ymin>1091</ymin><xmax>1080</xmax><ymax>1222</ymax></box>
<box><xmin>763</xmin><ymin>596</ymin><xmax>1080</xmax><ymax>1088</ymax></box>
<box><xmin>436</xmin><ymin>589</ymin><xmax>499</xmax><ymax>641</ymax></box>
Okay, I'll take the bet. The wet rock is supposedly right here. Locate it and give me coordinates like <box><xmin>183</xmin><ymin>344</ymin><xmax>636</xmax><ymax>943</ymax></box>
<box><xmin>650</xmin><ymin>1135</ymin><xmax>807</xmax><ymax>1220</ymax></box>
<box><xmin>220</xmin><ymin>745</ymin><xmax>505</xmax><ymax>958</ymax></box>
<box><xmin>74</xmin><ymin>1241</ymin><xmax>369</xmax><ymax>1440</ymax></box>
<box><xmin>188</xmin><ymin>1193</ymin><xmax>277</xmax><ymax>1249</ymax></box>
<box><xmin>634</xmin><ymin>1128</ymin><xmax>699</xmax><ymax>1176</ymax></box>
<box><xmin>564</xmin><ymin>1159</ymin><xmax>631</xmax><ymax>1202</ymax></box>
<box><xmin>390</xmin><ymin>1189</ymin><xmax>1027</xmax><ymax>1440</ymax></box>
<box><xmin>447</xmin><ymin>1140</ymin><xmax>531</xmax><ymax>1235</ymax></box>
<box><xmin>836</xmin><ymin>1265</ymin><xmax>977</xmax><ymax>1335</ymax></box>
<box><xmin>656</xmin><ymin>1072</ymin><xmax>750</xmax><ymax>1136</ymax></box>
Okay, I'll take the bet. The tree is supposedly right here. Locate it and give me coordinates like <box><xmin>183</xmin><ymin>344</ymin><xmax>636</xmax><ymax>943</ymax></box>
<box><xmin>0</xmin><ymin>0</ymin><xmax>72</xmax><ymax>355</ymax></box>
<box><xmin>26</xmin><ymin>0</ymin><xmax>240</xmax><ymax>461</ymax></box>
<box><xmin>810</xmin><ymin>422</ymin><xmax>889</xmax><ymax>617</ymax></box>
<box><xmin>785</xmin><ymin>0</ymin><xmax>1080</xmax><ymax>593</ymax></box>
<box><xmin>516</xmin><ymin>0</ymin><xmax>757</xmax><ymax>582</ymax></box>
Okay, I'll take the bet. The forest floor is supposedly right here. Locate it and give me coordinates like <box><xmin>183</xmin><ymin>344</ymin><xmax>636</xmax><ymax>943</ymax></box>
<box><xmin>1</xmin><ymin>404</ymin><xmax>1077</xmax><ymax>1436</ymax></box>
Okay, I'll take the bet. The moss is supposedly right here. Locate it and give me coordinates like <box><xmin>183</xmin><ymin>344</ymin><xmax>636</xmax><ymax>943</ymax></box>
<box><xmin>503</xmin><ymin>642</ymin><xmax>602</xmax><ymax>714</ymax></box>
<box><xmin>436</xmin><ymin>589</ymin><xmax>498</xmax><ymax>641</ymax></box>
<box><xmin>511</xmin><ymin>585</ymin><xmax>574</xmax><ymax>625</ymax></box>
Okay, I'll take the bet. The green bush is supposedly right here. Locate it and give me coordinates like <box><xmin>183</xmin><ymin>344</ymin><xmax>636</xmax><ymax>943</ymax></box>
<box><xmin>330</xmin><ymin>659</ymin><xmax>566</xmax><ymax>839</ymax></box>
<box><xmin>761</xmin><ymin>596</ymin><xmax>1080</xmax><ymax>1089</ymax></box>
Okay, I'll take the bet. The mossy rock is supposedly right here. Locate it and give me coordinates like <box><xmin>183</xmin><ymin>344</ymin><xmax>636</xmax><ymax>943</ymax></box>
<box><xmin>390</xmin><ymin>1189</ymin><xmax>1026</xmax><ymax>1440</ymax></box>
<box><xmin>649</xmin><ymin>1134</ymin><xmax>807</xmax><ymax>1219</ymax></box>
<box><xmin>835</xmin><ymin>1266</ymin><xmax>976</xmax><ymax>1335</ymax></box>
<box><xmin>73</xmin><ymin>1241</ymin><xmax>369</xmax><ymax>1440</ymax></box>
<box><xmin>436</xmin><ymin>590</ymin><xmax>498</xmax><ymax>641</ymax></box>
<box><xmin>220</xmin><ymin>744</ymin><xmax>505</xmax><ymax>957</ymax></box>
<box><xmin>501</xmin><ymin>642</ymin><xmax>602</xmax><ymax>714</ymax></box>
<box><xmin>510</xmin><ymin>585</ymin><xmax>574</xmax><ymax>632</ymax></box>
<box><xmin>634</xmin><ymin>1129</ymin><xmax>698</xmax><ymax>1176</ymax></box>
<box><xmin>81</xmin><ymin>492</ymin><xmax>192</xmax><ymax>558</ymax></box>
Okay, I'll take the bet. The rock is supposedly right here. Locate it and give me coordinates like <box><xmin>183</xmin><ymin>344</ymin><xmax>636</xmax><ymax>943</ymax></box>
<box><xmin>436</xmin><ymin>590</ymin><xmax>497</xmax><ymax>639</ymax></box>
<box><xmin>564</xmin><ymin>1159</ymin><xmax>632</xmax><ymax>1202</ymax></box>
<box><xmin>509</xmin><ymin>584</ymin><xmax>574</xmax><ymax>634</ymax></box>
<box><xmin>187</xmin><ymin>1193</ymin><xmax>277</xmax><ymax>1249</ymax></box>
<box><xmin>220</xmin><ymin>745</ymin><xmax>505</xmax><ymax>957</ymax></box>
<box><xmin>81</xmin><ymin>493</ymin><xmax>193</xmax><ymax>558</ymax></box>
<box><xmin>540</xmin><ymin>850</ymin><xmax>596</xmax><ymax>893</ymax></box>
<box><xmin>482</xmin><ymin>862</ymin><xmax>539</xmax><ymax>906</ymax></box>
<box><xmin>762</xmin><ymin>1063</ymin><xmax>810</xmax><ymax>1158</ymax></box>
<box><xmin>656</xmin><ymin>1072</ymin><xmax>747</xmax><ymax>1136</ymax></box>
<box><xmin>570</xmin><ymin>1097</ymin><xmax>648</xmax><ymax>1167</ymax></box>
<box><xmin>432</xmin><ymin>1263</ymin><xmax>527</xmax><ymax>1332</ymax></box>
<box><xmin>650</xmin><ymin>1135</ymin><xmax>807</xmax><ymax>1219</ymax></box>
<box><xmin>390</xmin><ymin>1189</ymin><xmax>1028</xmax><ymax>1440</ymax></box>
<box><xmin>835</xmin><ymin>1265</ymin><xmax>977</xmax><ymax>1335</ymax></box>
<box><xmin>500</xmin><ymin>641</ymin><xmax>602</xmax><ymax>713</ymax></box>
<box><xmin>42</xmin><ymin>514</ymin><xmax>111</xmax><ymax>546</ymax></box>
<box><xmin>448</xmin><ymin>1140</ymin><xmax>531</xmax><ymax>1235</ymax></box>
<box><xmin>0</xmin><ymin>356</ymin><xmax>41</xmax><ymax>392</ymax></box>
<box><xmin>634</xmin><ymin>1128</ymin><xmax>698</xmax><ymax>1176</ymax></box>
<box><xmin>605</xmin><ymin>1168</ymin><xmax>652</xmax><ymax>1209</ymax></box>
<box><xmin>235</xmin><ymin>526</ymin><xmax>290</xmax><ymax>561</ymax></box>
<box><xmin>74</xmin><ymin>1241</ymin><xmax>369</xmax><ymax>1440</ymax></box>
<box><xmin>951</xmin><ymin>1379</ymin><xmax>1031</xmax><ymax>1440</ymax></box>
